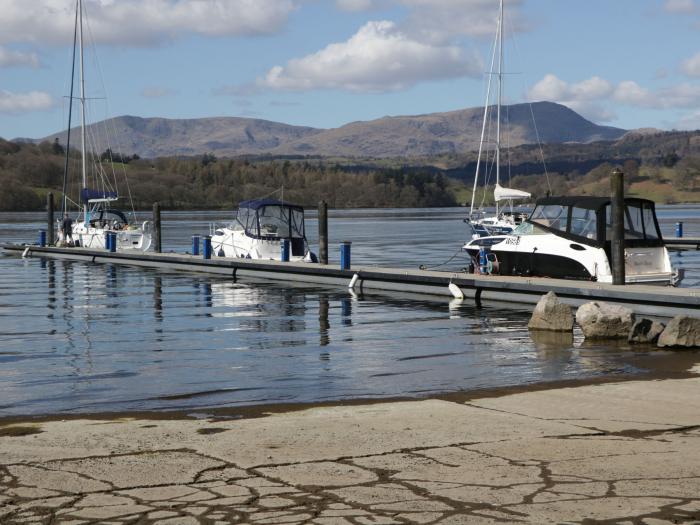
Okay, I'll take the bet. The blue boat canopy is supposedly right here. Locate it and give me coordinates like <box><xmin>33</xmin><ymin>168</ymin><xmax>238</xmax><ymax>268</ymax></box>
<box><xmin>81</xmin><ymin>188</ymin><xmax>118</xmax><ymax>203</ymax></box>
<box><xmin>238</xmin><ymin>198</ymin><xmax>303</xmax><ymax>211</ymax></box>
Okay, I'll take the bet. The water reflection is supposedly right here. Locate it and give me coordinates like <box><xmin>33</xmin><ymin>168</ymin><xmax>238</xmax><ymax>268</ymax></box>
<box><xmin>1</xmin><ymin>210</ymin><xmax>698</xmax><ymax>415</ymax></box>
<box><xmin>319</xmin><ymin>294</ymin><xmax>330</xmax><ymax>347</ymax></box>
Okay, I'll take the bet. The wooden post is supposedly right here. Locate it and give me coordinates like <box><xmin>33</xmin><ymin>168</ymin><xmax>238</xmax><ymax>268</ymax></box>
<box><xmin>611</xmin><ymin>168</ymin><xmax>625</xmax><ymax>285</ymax></box>
<box><xmin>153</xmin><ymin>202</ymin><xmax>162</xmax><ymax>253</ymax></box>
<box><xmin>318</xmin><ymin>200</ymin><xmax>328</xmax><ymax>265</ymax></box>
<box><xmin>47</xmin><ymin>192</ymin><xmax>55</xmax><ymax>246</ymax></box>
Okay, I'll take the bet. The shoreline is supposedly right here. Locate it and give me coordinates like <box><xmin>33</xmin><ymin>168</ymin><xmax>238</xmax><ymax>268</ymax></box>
<box><xmin>3</xmin><ymin>349</ymin><xmax>697</xmax><ymax>425</ymax></box>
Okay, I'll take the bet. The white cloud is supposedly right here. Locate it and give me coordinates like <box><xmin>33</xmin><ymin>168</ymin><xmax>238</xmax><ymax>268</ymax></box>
<box><xmin>0</xmin><ymin>0</ymin><xmax>295</xmax><ymax>47</ymax></box>
<box><xmin>398</xmin><ymin>0</ymin><xmax>527</xmax><ymax>44</ymax></box>
<box><xmin>0</xmin><ymin>46</ymin><xmax>39</xmax><ymax>67</ymax></box>
<box><xmin>612</xmin><ymin>80</ymin><xmax>656</xmax><ymax>106</ymax></box>
<box><xmin>681</xmin><ymin>51</ymin><xmax>700</xmax><ymax>76</ymax></box>
<box><xmin>0</xmin><ymin>90</ymin><xmax>54</xmax><ymax>113</ymax></box>
<box><xmin>664</xmin><ymin>0</ymin><xmax>696</xmax><ymax>13</ymax></box>
<box><xmin>528</xmin><ymin>74</ymin><xmax>613</xmax><ymax>102</ymax></box>
<box><xmin>336</xmin><ymin>0</ymin><xmax>373</xmax><ymax>12</ymax></box>
<box><xmin>528</xmin><ymin>73</ymin><xmax>700</xmax><ymax>122</ymax></box>
<box><xmin>258</xmin><ymin>20</ymin><xmax>482</xmax><ymax>92</ymax></box>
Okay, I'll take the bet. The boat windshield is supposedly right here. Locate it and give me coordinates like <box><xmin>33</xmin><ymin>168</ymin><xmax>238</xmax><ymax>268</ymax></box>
<box><xmin>529</xmin><ymin>204</ymin><xmax>569</xmax><ymax>233</ymax></box>
<box><xmin>237</xmin><ymin>205</ymin><xmax>305</xmax><ymax>239</ymax></box>
<box><xmin>512</xmin><ymin>221</ymin><xmax>548</xmax><ymax>236</ymax></box>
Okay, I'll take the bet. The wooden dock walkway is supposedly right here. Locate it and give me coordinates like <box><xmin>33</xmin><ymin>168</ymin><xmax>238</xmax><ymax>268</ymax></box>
<box><xmin>3</xmin><ymin>243</ymin><xmax>699</xmax><ymax>317</ymax></box>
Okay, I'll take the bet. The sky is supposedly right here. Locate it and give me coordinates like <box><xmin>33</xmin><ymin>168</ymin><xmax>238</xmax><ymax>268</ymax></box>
<box><xmin>2</xmin><ymin>0</ymin><xmax>700</xmax><ymax>140</ymax></box>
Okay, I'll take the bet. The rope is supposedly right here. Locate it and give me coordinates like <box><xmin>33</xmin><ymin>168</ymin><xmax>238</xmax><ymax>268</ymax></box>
<box><xmin>419</xmin><ymin>248</ymin><xmax>469</xmax><ymax>271</ymax></box>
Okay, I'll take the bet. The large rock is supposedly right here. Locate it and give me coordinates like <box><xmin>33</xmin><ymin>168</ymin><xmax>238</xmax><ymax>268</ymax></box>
<box><xmin>528</xmin><ymin>292</ymin><xmax>573</xmax><ymax>332</ymax></box>
<box><xmin>575</xmin><ymin>302</ymin><xmax>635</xmax><ymax>339</ymax></box>
<box><xmin>657</xmin><ymin>316</ymin><xmax>700</xmax><ymax>348</ymax></box>
<box><xmin>628</xmin><ymin>318</ymin><xmax>665</xmax><ymax>344</ymax></box>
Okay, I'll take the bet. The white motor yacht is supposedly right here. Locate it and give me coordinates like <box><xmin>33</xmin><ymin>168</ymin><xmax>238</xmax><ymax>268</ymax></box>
<box><xmin>211</xmin><ymin>199</ymin><xmax>317</xmax><ymax>262</ymax></box>
<box><xmin>463</xmin><ymin>196</ymin><xmax>681</xmax><ymax>286</ymax></box>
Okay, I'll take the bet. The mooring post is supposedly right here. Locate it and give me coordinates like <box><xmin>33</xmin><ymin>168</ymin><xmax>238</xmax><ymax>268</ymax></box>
<box><xmin>203</xmin><ymin>236</ymin><xmax>212</xmax><ymax>260</ymax></box>
<box><xmin>340</xmin><ymin>241</ymin><xmax>351</xmax><ymax>270</ymax></box>
<box><xmin>318</xmin><ymin>200</ymin><xmax>328</xmax><ymax>265</ymax></box>
<box><xmin>611</xmin><ymin>168</ymin><xmax>625</xmax><ymax>285</ymax></box>
<box><xmin>152</xmin><ymin>202</ymin><xmax>162</xmax><ymax>253</ymax></box>
<box><xmin>47</xmin><ymin>192</ymin><xmax>55</xmax><ymax>246</ymax></box>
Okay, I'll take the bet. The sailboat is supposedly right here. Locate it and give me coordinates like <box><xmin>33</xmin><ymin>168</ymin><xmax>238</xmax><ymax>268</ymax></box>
<box><xmin>465</xmin><ymin>0</ymin><xmax>531</xmax><ymax>236</ymax></box>
<box><xmin>58</xmin><ymin>0</ymin><xmax>152</xmax><ymax>251</ymax></box>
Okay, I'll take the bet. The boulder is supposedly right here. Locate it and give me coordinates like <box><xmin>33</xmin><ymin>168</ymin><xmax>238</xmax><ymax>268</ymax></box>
<box><xmin>657</xmin><ymin>316</ymin><xmax>700</xmax><ymax>348</ymax></box>
<box><xmin>628</xmin><ymin>318</ymin><xmax>665</xmax><ymax>344</ymax></box>
<box><xmin>528</xmin><ymin>292</ymin><xmax>573</xmax><ymax>332</ymax></box>
<box><xmin>575</xmin><ymin>301</ymin><xmax>635</xmax><ymax>339</ymax></box>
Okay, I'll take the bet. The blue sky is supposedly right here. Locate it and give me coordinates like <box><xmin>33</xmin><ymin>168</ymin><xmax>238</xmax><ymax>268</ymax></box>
<box><xmin>2</xmin><ymin>0</ymin><xmax>700</xmax><ymax>140</ymax></box>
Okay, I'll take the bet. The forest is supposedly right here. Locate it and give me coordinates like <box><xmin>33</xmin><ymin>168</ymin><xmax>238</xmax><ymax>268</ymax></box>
<box><xmin>1</xmin><ymin>133</ymin><xmax>699</xmax><ymax>212</ymax></box>
<box><xmin>0</xmin><ymin>139</ymin><xmax>455</xmax><ymax>211</ymax></box>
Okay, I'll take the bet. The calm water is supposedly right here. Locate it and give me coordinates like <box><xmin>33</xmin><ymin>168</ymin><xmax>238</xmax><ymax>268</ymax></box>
<box><xmin>1</xmin><ymin>206</ymin><xmax>699</xmax><ymax>416</ymax></box>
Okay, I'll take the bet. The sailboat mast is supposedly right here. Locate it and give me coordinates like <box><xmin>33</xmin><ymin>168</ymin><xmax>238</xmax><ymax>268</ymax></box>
<box><xmin>495</xmin><ymin>0</ymin><xmax>503</xmax><ymax>218</ymax></box>
<box><xmin>78</xmin><ymin>0</ymin><xmax>87</xmax><ymax>219</ymax></box>
<box><xmin>469</xmin><ymin>5</ymin><xmax>500</xmax><ymax>217</ymax></box>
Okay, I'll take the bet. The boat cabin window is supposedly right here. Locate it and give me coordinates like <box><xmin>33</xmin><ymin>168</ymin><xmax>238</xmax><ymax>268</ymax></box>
<box><xmin>237</xmin><ymin>207</ymin><xmax>257</xmax><ymax>233</ymax></box>
<box><xmin>257</xmin><ymin>205</ymin><xmax>291</xmax><ymax>238</ymax></box>
<box><xmin>604</xmin><ymin>202</ymin><xmax>660</xmax><ymax>240</ymax></box>
<box><xmin>569</xmin><ymin>207</ymin><xmax>597</xmax><ymax>239</ymax></box>
<box><xmin>290</xmin><ymin>208</ymin><xmax>305</xmax><ymax>238</ymax></box>
<box><xmin>529</xmin><ymin>204</ymin><xmax>569</xmax><ymax>233</ymax></box>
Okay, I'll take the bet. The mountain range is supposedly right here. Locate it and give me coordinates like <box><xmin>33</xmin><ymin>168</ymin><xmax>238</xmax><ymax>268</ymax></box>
<box><xmin>35</xmin><ymin>101</ymin><xmax>628</xmax><ymax>159</ymax></box>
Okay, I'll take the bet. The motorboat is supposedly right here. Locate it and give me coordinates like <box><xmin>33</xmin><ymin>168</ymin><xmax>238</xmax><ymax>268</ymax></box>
<box><xmin>211</xmin><ymin>199</ymin><xmax>317</xmax><ymax>262</ymax></box>
<box><xmin>463</xmin><ymin>196</ymin><xmax>681</xmax><ymax>286</ymax></box>
<box><xmin>57</xmin><ymin>0</ymin><xmax>151</xmax><ymax>252</ymax></box>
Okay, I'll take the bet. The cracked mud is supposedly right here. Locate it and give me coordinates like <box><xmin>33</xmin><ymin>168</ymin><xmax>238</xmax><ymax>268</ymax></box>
<box><xmin>1</xmin><ymin>378</ymin><xmax>699</xmax><ymax>524</ymax></box>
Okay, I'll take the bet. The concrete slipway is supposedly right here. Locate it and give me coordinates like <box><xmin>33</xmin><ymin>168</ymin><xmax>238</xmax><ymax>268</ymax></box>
<box><xmin>2</xmin><ymin>243</ymin><xmax>699</xmax><ymax>317</ymax></box>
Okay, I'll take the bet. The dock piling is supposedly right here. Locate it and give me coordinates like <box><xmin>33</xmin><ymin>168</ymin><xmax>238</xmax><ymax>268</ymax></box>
<box><xmin>318</xmin><ymin>200</ymin><xmax>328</xmax><ymax>265</ymax></box>
<box><xmin>611</xmin><ymin>168</ymin><xmax>625</xmax><ymax>285</ymax></box>
<box><xmin>203</xmin><ymin>236</ymin><xmax>212</xmax><ymax>260</ymax></box>
<box><xmin>153</xmin><ymin>202</ymin><xmax>162</xmax><ymax>253</ymax></box>
<box><xmin>47</xmin><ymin>192</ymin><xmax>54</xmax><ymax>246</ymax></box>
<box><xmin>191</xmin><ymin>235</ymin><xmax>200</xmax><ymax>256</ymax></box>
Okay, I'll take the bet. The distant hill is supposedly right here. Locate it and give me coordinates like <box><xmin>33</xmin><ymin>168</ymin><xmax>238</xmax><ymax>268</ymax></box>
<box><xmin>35</xmin><ymin>102</ymin><xmax>627</xmax><ymax>159</ymax></box>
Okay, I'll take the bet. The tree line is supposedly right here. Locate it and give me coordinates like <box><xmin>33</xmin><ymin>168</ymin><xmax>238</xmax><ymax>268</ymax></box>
<box><xmin>0</xmin><ymin>139</ymin><xmax>456</xmax><ymax>211</ymax></box>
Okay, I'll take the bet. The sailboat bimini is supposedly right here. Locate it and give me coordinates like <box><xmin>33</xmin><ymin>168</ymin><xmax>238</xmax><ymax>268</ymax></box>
<box><xmin>58</xmin><ymin>0</ymin><xmax>151</xmax><ymax>251</ymax></box>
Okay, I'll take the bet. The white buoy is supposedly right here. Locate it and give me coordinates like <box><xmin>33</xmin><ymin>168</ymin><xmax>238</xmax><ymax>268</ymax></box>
<box><xmin>21</xmin><ymin>247</ymin><xmax>30</xmax><ymax>258</ymax></box>
<box><xmin>448</xmin><ymin>282</ymin><xmax>464</xmax><ymax>300</ymax></box>
<box><xmin>349</xmin><ymin>273</ymin><xmax>360</xmax><ymax>289</ymax></box>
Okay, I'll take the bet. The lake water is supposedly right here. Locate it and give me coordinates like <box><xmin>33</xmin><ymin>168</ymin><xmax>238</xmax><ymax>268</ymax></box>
<box><xmin>1</xmin><ymin>206</ymin><xmax>699</xmax><ymax>417</ymax></box>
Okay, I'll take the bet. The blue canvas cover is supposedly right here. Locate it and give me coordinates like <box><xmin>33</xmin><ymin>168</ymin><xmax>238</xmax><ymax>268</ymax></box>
<box><xmin>81</xmin><ymin>188</ymin><xmax>118</xmax><ymax>203</ymax></box>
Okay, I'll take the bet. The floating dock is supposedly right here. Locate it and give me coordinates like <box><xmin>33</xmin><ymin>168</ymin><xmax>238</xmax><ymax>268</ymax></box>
<box><xmin>665</xmin><ymin>237</ymin><xmax>700</xmax><ymax>250</ymax></box>
<box><xmin>3</xmin><ymin>242</ymin><xmax>699</xmax><ymax>318</ymax></box>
